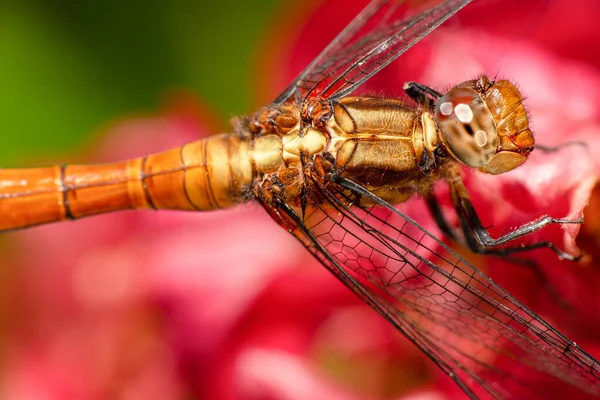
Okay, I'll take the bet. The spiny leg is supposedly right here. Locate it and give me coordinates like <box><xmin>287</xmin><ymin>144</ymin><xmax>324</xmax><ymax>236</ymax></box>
<box><xmin>445</xmin><ymin>169</ymin><xmax>584</xmax><ymax>261</ymax></box>
<box><xmin>536</xmin><ymin>141</ymin><xmax>587</xmax><ymax>153</ymax></box>
<box><xmin>456</xmin><ymin>196</ymin><xmax>583</xmax><ymax>260</ymax></box>
<box><xmin>403</xmin><ymin>81</ymin><xmax>442</xmax><ymax>107</ymax></box>
<box><xmin>425</xmin><ymin>189</ymin><xmax>582</xmax><ymax>260</ymax></box>
<box><xmin>426</xmin><ymin>190</ymin><xmax>576</xmax><ymax>311</ymax></box>
<box><xmin>424</xmin><ymin>194</ymin><xmax>460</xmax><ymax>242</ymax></box>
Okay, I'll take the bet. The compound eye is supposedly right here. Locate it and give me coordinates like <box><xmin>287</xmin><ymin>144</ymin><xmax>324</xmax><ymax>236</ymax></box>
<box><xmin>434</xmin><ymin>87</ymin><xmax>498</xmax><ymax>168</ymax></box>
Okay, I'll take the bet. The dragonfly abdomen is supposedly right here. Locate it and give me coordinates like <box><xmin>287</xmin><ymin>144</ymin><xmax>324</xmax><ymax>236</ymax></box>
<box><xmin>0</xmin><ymin>133</ymin><xmax>254</xmax><ymax>232</ymax></box>
<box><xmin>143</xmin><ymin>133</ymin><xmax>253</xmax><ymax>211</ymax></box>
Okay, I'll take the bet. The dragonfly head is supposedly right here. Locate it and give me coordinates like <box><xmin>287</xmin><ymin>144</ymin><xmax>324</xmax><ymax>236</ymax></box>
<box><xmin>434</xmin><ymin>75</ymin><xmax>534</xmax><ymax>175</ymax></box>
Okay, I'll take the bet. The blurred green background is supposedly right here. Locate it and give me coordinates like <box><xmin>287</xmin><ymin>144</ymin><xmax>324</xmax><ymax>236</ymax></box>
<box><xmin>0</xmin><ymin>0</ymin><xmax>281</xmax><ymax>165</ymax></box>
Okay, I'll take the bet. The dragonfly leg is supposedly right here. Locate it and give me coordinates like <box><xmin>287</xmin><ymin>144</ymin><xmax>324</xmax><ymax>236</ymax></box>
<box><xmin>536</xmin><ymin>140</ymin><xmax>588</xmax><ymax>153</ymax></box>
<box><xmin>403</xmin><ymin>81</ymin><xmax>442</xmax><ymax>106</ymax></box>
<box><xmin>424</xmin><ymin>194</ymin><xmax>461</xmax><ymax>242</ymax></box>
<box><xmin>428</xmin><ymin>187</ymin><xmax>577</xmax><ymax>310</ymax></box>
<box><xmin>445</xmin><ymin>170</ymin><xmax>583</xmax><ymax>261</ymax></box>
<box><xmin>458</xmin><ymin>196</ymin><xmax>583</xmax><ymax>260</ymax></box>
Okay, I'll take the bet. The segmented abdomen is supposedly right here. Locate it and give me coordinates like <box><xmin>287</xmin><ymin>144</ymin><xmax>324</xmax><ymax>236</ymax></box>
<box><xmin>0</xmin><ymin>133</ymin><xmax>253</xmax><ymax>232</ymax></box>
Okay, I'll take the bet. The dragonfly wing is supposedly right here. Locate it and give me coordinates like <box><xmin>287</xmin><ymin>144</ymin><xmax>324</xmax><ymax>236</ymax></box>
<box><xmin>273</xmin><ymin>0</ymin><xmax>473</xmax><ymax>105</ymax></box>
<box><xmin>265</xmin><ymin>176</ymin><xmax>600</xmax><ymax>399</ymax></box>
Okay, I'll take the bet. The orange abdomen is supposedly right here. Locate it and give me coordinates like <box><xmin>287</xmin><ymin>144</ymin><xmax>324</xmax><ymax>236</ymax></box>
<box><xmin>0</xmin><ymin>133</ymin><xmax>253</xmax><ymax>232</ymax></box>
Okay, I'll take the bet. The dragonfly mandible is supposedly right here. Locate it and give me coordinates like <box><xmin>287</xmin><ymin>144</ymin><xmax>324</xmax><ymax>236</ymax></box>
<box><xmin>1</xmin><ymin>0</ymin><xmax>599</xmax><ymax>398</ymax></box>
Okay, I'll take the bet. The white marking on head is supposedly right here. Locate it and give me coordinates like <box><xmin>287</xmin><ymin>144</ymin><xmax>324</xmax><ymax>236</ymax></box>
<box><xmin>475</xmin><ymin>130</ymin><xmax>488</xmax><ymax>147</ymax></box>
<box><xmin>455</xmin><ymin>103</ymin><xmax>473</xmax><ymax>123</ymax></box>
<box><xmin>439</xmin><ymin>101</ymin><xmax>453</xmax><ymax>116</ymax></box>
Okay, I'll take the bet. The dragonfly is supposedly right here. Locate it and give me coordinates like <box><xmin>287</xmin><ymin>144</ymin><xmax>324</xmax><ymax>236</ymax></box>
<box><xmin>1</xmin><ymin>0</ymin><xmax>599</xmax><ymax>398</ymax></box>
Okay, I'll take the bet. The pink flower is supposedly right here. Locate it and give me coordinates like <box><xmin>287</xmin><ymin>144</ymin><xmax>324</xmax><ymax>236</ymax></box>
<box><xmin>3</xmin><ymin>1</ymin><xmax>600</xmax><ymax>399</ymax></box>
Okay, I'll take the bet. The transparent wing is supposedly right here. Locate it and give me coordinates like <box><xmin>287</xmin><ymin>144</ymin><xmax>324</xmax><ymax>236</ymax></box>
<box><xmin>274</xmin><ymin>0</ymin><xmax>473</xmax><ymax>105</ymax></box>
<box><xmin>266</xmin><ymin>177</ymin><xmax>600</xmax><ymax>399</ymax></box>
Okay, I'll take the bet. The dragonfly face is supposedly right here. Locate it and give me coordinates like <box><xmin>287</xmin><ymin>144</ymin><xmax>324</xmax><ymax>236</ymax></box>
<box><xmin>435</xmin><ymin>76</ymin><xmax>534</xmax><ymax>174</ymax></box>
